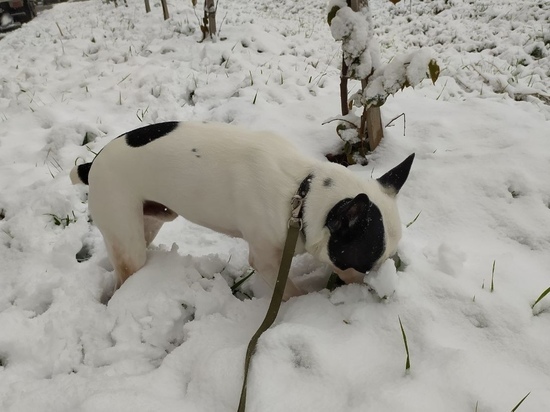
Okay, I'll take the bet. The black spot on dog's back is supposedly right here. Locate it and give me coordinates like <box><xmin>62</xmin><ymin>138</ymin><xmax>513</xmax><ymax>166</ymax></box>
<box><xmin>125</xmin><ymin>122</ymin><xmax>179</xmax><ymax>148</ymax></box>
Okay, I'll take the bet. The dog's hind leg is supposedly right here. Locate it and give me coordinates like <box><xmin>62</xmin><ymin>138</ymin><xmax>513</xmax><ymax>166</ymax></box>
<box><xmin>105</xmin><ymin>235</ymin><xmax>146</xmax><ymax>288</ymax></box>
<box><xmin>90</xmin><ymin>192</ymin><xmax>148</xmax><ymax>288</ymax></box>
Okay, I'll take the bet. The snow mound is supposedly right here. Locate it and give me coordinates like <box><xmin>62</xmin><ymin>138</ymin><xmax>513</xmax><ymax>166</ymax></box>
<box><xmin>365</xmin><ymin>258</ymin><xmax>398</xmax><ymax>299</ymax></box>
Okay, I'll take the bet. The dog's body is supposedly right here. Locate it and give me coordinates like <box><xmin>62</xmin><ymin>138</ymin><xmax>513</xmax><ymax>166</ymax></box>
<box><xmin>71</xmin><ymin>121</ymin><xmax>414</xmax><ymax>299</ymax></box>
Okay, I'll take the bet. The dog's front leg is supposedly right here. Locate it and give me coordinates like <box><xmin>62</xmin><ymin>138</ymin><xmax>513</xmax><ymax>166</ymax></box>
<box><xmin>281</xmin><ymin>280</ymin><xmax>303</xmax><ymax>301</ymax></box>
<box><xmin>248</xmin><ymin>245</ymin><xmax>304</xmax><ymax>301</ymax></box>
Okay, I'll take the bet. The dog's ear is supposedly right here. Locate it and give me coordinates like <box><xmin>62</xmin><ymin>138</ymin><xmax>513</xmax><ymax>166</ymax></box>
<box><xmin>377</xmin><ymin>153</ymin><xmax>415</xmax><ymax>195</ymax></box>
<box><xmin>327</xmin><ymin>193</ymin><xmax>371</xmax><ymax>233</ymax></box>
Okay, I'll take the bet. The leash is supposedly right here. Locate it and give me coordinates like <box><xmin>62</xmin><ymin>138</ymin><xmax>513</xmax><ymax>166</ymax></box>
<box><xmin>237</xmin><ymin>180</ymin><xmax>309</xmax><ymax>412</ymax></box>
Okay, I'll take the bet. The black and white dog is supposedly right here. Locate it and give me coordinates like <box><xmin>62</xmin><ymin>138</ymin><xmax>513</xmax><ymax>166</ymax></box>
<box><xmin>71</xmin><ymin>122</ymin><xmax>414</xmax><ymax>299</ymax></box>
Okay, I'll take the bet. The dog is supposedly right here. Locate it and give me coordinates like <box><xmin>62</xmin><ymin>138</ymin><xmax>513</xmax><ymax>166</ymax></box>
<box><xmin>70</xmin><ymin>121</ymin><xmax>414</xmax><ymax>300</ymax></box>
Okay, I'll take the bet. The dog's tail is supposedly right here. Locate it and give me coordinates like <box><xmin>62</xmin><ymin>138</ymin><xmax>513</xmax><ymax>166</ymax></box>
<box><xmin>70</xmin><ymin>162</ymin><xmax>92</xmax><ymax>185</ymax></box>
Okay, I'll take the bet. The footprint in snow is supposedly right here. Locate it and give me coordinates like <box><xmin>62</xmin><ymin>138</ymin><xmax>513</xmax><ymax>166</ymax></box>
<box><xmin>287</xmin><ymin>337</ymin><xmax>316</xmax><ymax>371</ymax></box>
<box><xmin>437</xmin><ymin>242</ymin><xmax>466</xmax><ymax>277</ymax></box>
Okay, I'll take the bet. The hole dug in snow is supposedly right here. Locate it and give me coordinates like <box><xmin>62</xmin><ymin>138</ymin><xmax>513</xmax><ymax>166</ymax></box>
<box><xmin>76</xmin><ymin>242</ymin><xmax>93</xmax><ymax>263</ymax></box>
<box><xmin>508</xmin><ymin>186</ymin><xmax>521</xmax><ymax>199</ymax></box>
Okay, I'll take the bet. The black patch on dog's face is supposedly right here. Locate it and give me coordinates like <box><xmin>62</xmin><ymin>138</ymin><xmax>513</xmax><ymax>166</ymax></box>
<box><xmin>323</xmin><ymin>178</ymin><xmax>333</xmax><ymax>187</ymax></box>
<box><xmin>325</xmin><ymin>193</ymin><xmax>385</xmax><ymax>273</ymax></box>
<box><xmin>125</xmin><ymin>122</ymin><xmax>179</xmax><ymax>148</ymax></box>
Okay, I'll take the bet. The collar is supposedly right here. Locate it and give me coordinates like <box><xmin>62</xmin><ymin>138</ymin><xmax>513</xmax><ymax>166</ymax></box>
<box><xmin>289</xmin><ymin>173</ymin><xmax>313</xmax><ymax>237</ymax></box>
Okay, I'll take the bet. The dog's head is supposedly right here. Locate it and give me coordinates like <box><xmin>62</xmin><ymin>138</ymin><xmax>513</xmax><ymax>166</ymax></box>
<box><xmin>326</xmin><ymin>154</ymin><xmax>415</xmax><ymax>282</ymax></box>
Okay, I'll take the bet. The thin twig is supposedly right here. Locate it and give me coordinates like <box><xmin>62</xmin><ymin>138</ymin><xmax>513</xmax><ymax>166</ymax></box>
<box><xmin>321</xmin><ymin>118</ymin><xmax>357</xmax><ymax>127</ymax></box>
<box><xmin>340</xmin><ymin>57</ymin><xmax>349</xmax><ymax>116</ymax></box>
<box><xmin>55</xmin><ymin>22</ymin><xmax>64</xmax><ymax>37</ymax></box>
<box><xmin>217</xmin><ymin>12</ymin><xmax>228</xmax><ymax>37</ymax></box>
<box><xmin>385</xmin><ymin>113</ymin><xmax>406</xmax><ymax>136</ymax></box>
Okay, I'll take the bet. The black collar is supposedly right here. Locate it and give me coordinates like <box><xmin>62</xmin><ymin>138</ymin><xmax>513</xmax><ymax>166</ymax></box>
<box><xmin>296</xmin><ymin>173</ymin><xmax>314</xmax><ymax>237</ymax></box>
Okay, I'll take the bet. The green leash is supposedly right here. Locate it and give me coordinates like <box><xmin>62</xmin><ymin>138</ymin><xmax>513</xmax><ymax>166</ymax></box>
<box><xmin>237</xmin><ymin>194</ymin><xmax>305</xmax><ymax>412</ymax></box>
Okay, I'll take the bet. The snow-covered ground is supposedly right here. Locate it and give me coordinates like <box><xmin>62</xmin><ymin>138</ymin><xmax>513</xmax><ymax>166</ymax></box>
<box><xmin>0</xmin><ymin>0</ymin><xmax>549</xmax><ymax>410</ymax></box>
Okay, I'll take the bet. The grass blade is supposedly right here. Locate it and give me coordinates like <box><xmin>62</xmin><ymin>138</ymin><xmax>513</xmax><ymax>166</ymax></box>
<box><xmin>490</xmin><ymin>260</ymin><xmax>496</xmax><ymax>293</ymax></box>
<box><xmin>398</xmin><ymin>316</ymin><xmax>411</xmax><ymax>371</ymax></box>
<box><xmin>511</xmin><ymin>391</ymin><xmax>530</xmax><ymax>412</ymax></box>
<box><xmin>326</xmin><ymin>272</ymin><xmax>343</xmax><ymax>291</ymax></box>
<box><xmin>406</xmin><ymin>211</ymin><xmax>421</xmax><ymax>228</ymax></box>
<box><xmin>55</xmin><ymin>22</ymin><xmax>64</xmax><ymax>37</ymax></box>
<box><xmin>231</xmin><ymin>270</ymin><xmax>255</xmax><ymax>293</ymax></box>
<box><xmin>117</xmin><ymin>73</ymin><xmax>131</xmax><ymax>85</ymax></box>
<box><xmin>531</xmin><ymin>286</ymin><xmax>550</xmax><ymax>309</ymax></box>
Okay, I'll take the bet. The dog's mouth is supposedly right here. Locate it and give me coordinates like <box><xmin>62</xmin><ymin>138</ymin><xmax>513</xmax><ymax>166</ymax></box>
<box><xmin>332</xmin><ymin>267</ymin><xmax>368</xmax><ymax>284</ymax></box>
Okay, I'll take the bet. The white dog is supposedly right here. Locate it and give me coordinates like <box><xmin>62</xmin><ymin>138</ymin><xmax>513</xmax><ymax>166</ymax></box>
<box><xmin>71</xmin><ymin>122</ymin><xmax>414</xmax><ymax>299</ymax></box>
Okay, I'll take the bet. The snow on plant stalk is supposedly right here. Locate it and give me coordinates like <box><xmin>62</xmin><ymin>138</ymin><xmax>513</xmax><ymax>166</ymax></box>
<box><xmin>362</xmin><ymin>48</ymin><xmax>440</xmax><ymax>108</ymax></box>
<box><xmin>193</xmin><ymin>0</ymin><xmax>218</xmax><ymax>41</ymax></box>
<box><xmin>327</xmin><ymin>0</ymin><xmax>440</xmax><ymax>164</ymax></box>
<box><xmin>328</xmin><ymin>0</ymin><xmax>380</xmax><ymax>80</ymax></box>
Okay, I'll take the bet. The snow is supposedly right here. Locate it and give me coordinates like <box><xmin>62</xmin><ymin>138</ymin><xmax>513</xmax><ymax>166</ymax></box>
<box><xmin>0</xmin><ymin>0</ymin><xmax>549</xmax><ymax>411</ymax></box>
<box><xmin>364</xmin><ymin>47</ymin><xmax>438</xmax><ymax>107</ymax></box>
<box><xmin>364</xmin><ymin>258</ymin><xmax>398</xmax><ymax>299</ymax></box>
<box><xmin>328</xmin><ymin>0</ymin><xmax>380</xmax><ymax>79</ymax></box>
